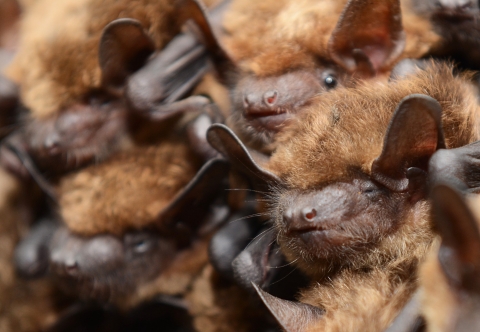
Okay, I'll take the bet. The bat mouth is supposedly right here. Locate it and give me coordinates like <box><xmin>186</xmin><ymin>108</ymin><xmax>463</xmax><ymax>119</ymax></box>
<box><xmin>433</xmin><ymin>10</ymin><xmax>476</xmax><ymax>23</ymax></box>
<box><xmin>244</xmin><ymin>111</ymin><xmax>292</xmax><ymax>133</ymax></box>
<box><xmin>286</xmin><ymin>225</ymin><xmax>348</xmax><ymax>249</ymax></box>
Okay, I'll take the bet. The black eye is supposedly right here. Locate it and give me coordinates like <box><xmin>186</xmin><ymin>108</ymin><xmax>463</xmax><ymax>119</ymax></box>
<box><xmin>362</xmin><ymin>182</ymin><xmax>383</xmax><ymax>200</ymax></box>
<box><xmin>132</xmin><ymin>239</ymin><xmax>151</xmax><ymax>254</ymax></box>
<box><xmin>324</xmin><ymin>75</ymin><xmax>337</xmax><ymax>89</ymax></box>
<box><xmin>125</xmin><ymin>233</ymin><xmax>155</xmax><ymax>254</ymax></box>
<box><xmin>88</xmin><ymin>92</ymin><xmax>112</xmax><ymax>108</ymax></box>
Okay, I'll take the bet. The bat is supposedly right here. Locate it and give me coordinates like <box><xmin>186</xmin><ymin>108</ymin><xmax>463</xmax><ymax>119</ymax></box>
<box><xmin>14</xmin><ymin>158</ymin><xmax>230</xmax><ymax>306</ymax></box>
<box><xmin>3</xmin><ymin>0</ymin><xmax>224</xmax><ymax>176</ymax></box>
<box><xmin>207</xmin><ymin>61</ymin><xmax>480</xmax><ymax>331</ymax></box>
<box><xmin>193</xmin><ymin>0</ymin><xmax>439</xmax><ymax>154</ymax></box>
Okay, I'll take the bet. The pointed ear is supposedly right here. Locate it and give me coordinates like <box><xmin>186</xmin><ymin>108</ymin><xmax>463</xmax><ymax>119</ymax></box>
<box><xmin>181</xmin><ymin>0</ymin><xmax>236</xmax><ymax>83</ymax></box>
<box><xmin>371</xmin><ymin>94</ymin><xmax>445</xmax><ymax>192</ymax></box>
<box><xmin>99</xmin><ymin>18</ymin><xmax>155</xmax><ymax>94</ymax></box>
<box><xmin>4</xmin><ymin>133</ymin><xmax>58</xmax><ymax>200</ymax></box>
<box><xmin>252</xmin><ymin>283</ymin><xmax>324</xmax><ymax>332</ymax></box>
<box><xmin>207</xmin><ymin>124</ymin><xmax>282</xmax><ymax>187</ymax></box>
<box><xmin>158</xmin><ymin>158</ymin><xmax>229</xmax><ymax>236</ymax></box>
<box><xmin>432</xmin><ymin>184</ymin><xmax>480</xmax><ymax>291</ymax></box>
<box><xmin>232</xmin><ymin>228</ymin><xmax>281</xmax><ymax>292</ymax></box>
<box><xmin>328</xmin><ymin>0</ymin><xmax>405</xmax><ymax>77</ymax></box>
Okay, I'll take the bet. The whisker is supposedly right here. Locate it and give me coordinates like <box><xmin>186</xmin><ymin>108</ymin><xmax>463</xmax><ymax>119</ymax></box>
<box><xmin>228</xmin><ymin>212</ymin><xmax>269</xmax><ymax>224</ymax></box>
<box><xmin>267</xmin><ymin>257</ymin><xmax>299</xmax><ymax>269</ymax></box>
<box><xmin>225</xmin><ymin>188</ymin><xmax>270</xmax><ymax>195</ymax></box>
<box><xmin>245</xmin><ymin>226</ymin><xmax>275</xmax><ymax>247</ymax></box>
<box><xmin>267</xmin><ymin>266</ymin><xmax>300</xmax><ymax>286</ymax></box>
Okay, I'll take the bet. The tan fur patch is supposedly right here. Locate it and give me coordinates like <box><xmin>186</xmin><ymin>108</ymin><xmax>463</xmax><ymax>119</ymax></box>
<box><xmin>57</xmin><ymin>136</ymin><xmax>201</xmax><ymax>236</ymax></box>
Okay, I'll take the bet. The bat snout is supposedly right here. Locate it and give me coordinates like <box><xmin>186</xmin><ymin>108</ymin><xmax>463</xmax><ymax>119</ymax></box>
<box><xmin>243</xmin><ymin>90</ymin><xmax>282</xmax><ymax>114</ymax></box>
<box><xmin>433</xmin><ymin>0</ymin><xmax>478</xmax><ymax>19</ymax></box>
<box><xmin>281</xmin><ymin>186</ymin><xmax>354</xmax><ymax>236</ymax></box>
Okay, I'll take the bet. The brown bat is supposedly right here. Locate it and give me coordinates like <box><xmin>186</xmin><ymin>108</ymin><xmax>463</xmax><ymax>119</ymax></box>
<box><xmin>3</xmin><ymin>0</ymin><xmax>223</xmax><ymax>176</ymax></box>
<box><xmin>408</xmin><ymin>0</ymin><xmax>480</xmax><ymax>70</ymax></box>
<box><xmin>14</xmin><ymin>156</ymin><xmax>230</xmax><ymax>306</ymax></box>
<box><xmin>207</xmin><ymin>61</ymin><xmax>480</xmax><ymax>331</ymax></box>
<box><xmin>193</xmin><ymin>0</ymin><xmax>439</xmax><ymax>154</ymax></box>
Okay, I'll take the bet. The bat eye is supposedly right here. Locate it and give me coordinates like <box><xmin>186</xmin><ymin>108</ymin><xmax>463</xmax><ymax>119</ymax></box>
<box><xmin>361</xmin><ymin>181</ymin><xmax>383</xmax><ymax>200</ymax></box>
<box><xmin>132</xmin><ymin>240</ymin><xmax>151</xmax><ymax>253</ymax></box>
<box><xmin>125</xmin><ymin>232</ymin><xmax>155</xmax><ymax>254</ymax></box>
<box><xmin>324</xmin><ymin>75</ymin><xmax>337</xmax><ymax>89</ymax></box>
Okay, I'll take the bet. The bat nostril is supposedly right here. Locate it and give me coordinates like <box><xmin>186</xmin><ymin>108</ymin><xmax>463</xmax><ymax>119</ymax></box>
<box><xmin>303</xmin><ymin>208</ymin><xmax>317</xmax><ymax>222</ymax></box>
<box><xmin>263</xmin><ymin>91</ymin><xmax>278</xmax><ymax>106</ymax></box>
<box><xmin>44</xmin><ymin>136</ymin><xmax>60</xmax><ymax>154</ymax></box>
<box><xmin>65</xmin><ymin>259</ymin><xmax>79</xmax><ymax>276</ymax></box>
<box><xmin>243</xmin><ymin>94</ymin><xmax>254</xmax><ymax>108</ymax></box>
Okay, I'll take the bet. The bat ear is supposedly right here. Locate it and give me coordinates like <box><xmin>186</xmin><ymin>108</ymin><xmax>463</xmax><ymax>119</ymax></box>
<box><xmin>252</xmin><ymin>283</ymin><xmax>324</xmax><ymax>332</ymax></box>
<box><xmin>99</xmin><ymin>18</ymin><xmax>155</xmax><ymax>94</ymax></box>
<box><xmin>232</xmin><ymin>228</ymin><xmax>281</xmax><ymax>291</ymax></box>
<box><xmin>4</xmin><ymin>133</ymin><xmax>58</xmax><ymax>200</ymax></box>
<box><xmin>14</xmin><ymin>218</ymin><xmax>58</xmax><ymax>278</ymax></box>
<box><xmin>207</xmin><ymin>124</ymin><xmax>282</xmax><ymax>187</ymax></box>
<box><xmin>371</xmin><ymin>94</ymin><xmax>445</xmax><ymax>192</ymax></box>
<box><xmin>328</xmin><ymin>0</ymin><xmax>405</xmax><ymax>78</ymax></box>
<box><xmin>157</xmin><ymin>158</ymin><xmax>230</xmax><ymax>238</ymax></box>
<box><xmin>182</xmin><ymin>0</ymin><xmax>236</xmax><ymax>84</ymax></box>
<box><xmin>431</xmin><ymin>184</ymin><xmax>480</xmax><ymax>291</ymax></box>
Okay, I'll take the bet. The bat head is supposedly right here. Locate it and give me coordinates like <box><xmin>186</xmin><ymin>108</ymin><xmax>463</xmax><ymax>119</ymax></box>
<box><xmin>19</xmin><ymin>12</ymin><xmax>209</xmax><ymax>175</ymax></box>
<box><xmin>14</xmin><ymin>158</ymin><xmax>229</xmax><ymax>303</ymax></box>
<box><xmin>222</xmin><ymin>0</ymin><xmax>406</xmax><ymax>152</ymax></box>
<box><xmin>49</xmin><ymin>224</ymin><xmax>176</xmax><ymax>302</ymax></box>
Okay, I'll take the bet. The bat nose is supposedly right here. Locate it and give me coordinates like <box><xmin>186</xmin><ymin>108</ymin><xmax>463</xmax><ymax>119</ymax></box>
<box><xmin>44</xmin><ymin>133</ymin><xmax>60</xmax><ymax>154</ymax></box>
<box><xmin>243</xmin><ymin>90</ymin><xmax>279</xmax><ymax>110</ymax></box>
<box><xmin>263</xmin><ymin>90</ymin><xmax>278</xmax><ymax>106</ymax></box>
<box><xmin>283</xmin><ymin>204</ymin><xmax>322</xmax><ymax>233</ymax></box>
<box><xmin>64</xmin><ymin>259</ymin><xmax>79</xmax><ymax>276</ymax></box>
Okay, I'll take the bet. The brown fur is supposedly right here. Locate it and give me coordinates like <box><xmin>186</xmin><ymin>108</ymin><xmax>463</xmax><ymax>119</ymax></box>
<box><xmin>57</xmin><ymin>132</ymin><xmax>201</xmax><ymax>236</ymax></box>
<box><xmin>220</xmin><ymin>0</ymin><xmax>440</xmax><ymax>155</ymax></box>
<box><xmin>269</xmin><ymin>63</ymin><xmax>479</xmax><ymax>190</ymax></box>
<box><xmin>261</xmin><ymin>62</ymin><xmax>479</xmax><ymax>330</ymax></box>
<box><xmin>222</xmin><ymin>0</ymin><xmax>439</xmax><ymax>77</ymax></box>
<box><xmin>185</xmin><ymin>264</ymin><xmax>274</xmax><ymax>332</ymax></box>
<box><xmin>5</xmin><ymin>0</ymin><xmax>182</xmax><ymax>119</ymax></box>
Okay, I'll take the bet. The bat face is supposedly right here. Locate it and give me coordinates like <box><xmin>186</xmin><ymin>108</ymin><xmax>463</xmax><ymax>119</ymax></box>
<box><xmin>230</xmin><ymin>66</ymin><xmax>349</xmax><ymax>150</ymax></box>
<box><xmin>24</xmin><ymin>95</ymin><xmax>128</xmax><ymax>174</ymax></box>
<box><xmin>273</xmin><ymin>177</ymin><xmax>406</xmax><ymax>263</ymax></box>
<box><xmin>49</xmin><ymin>224</ymin><xmax>176</xmax><ymax>301</ymax></box>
